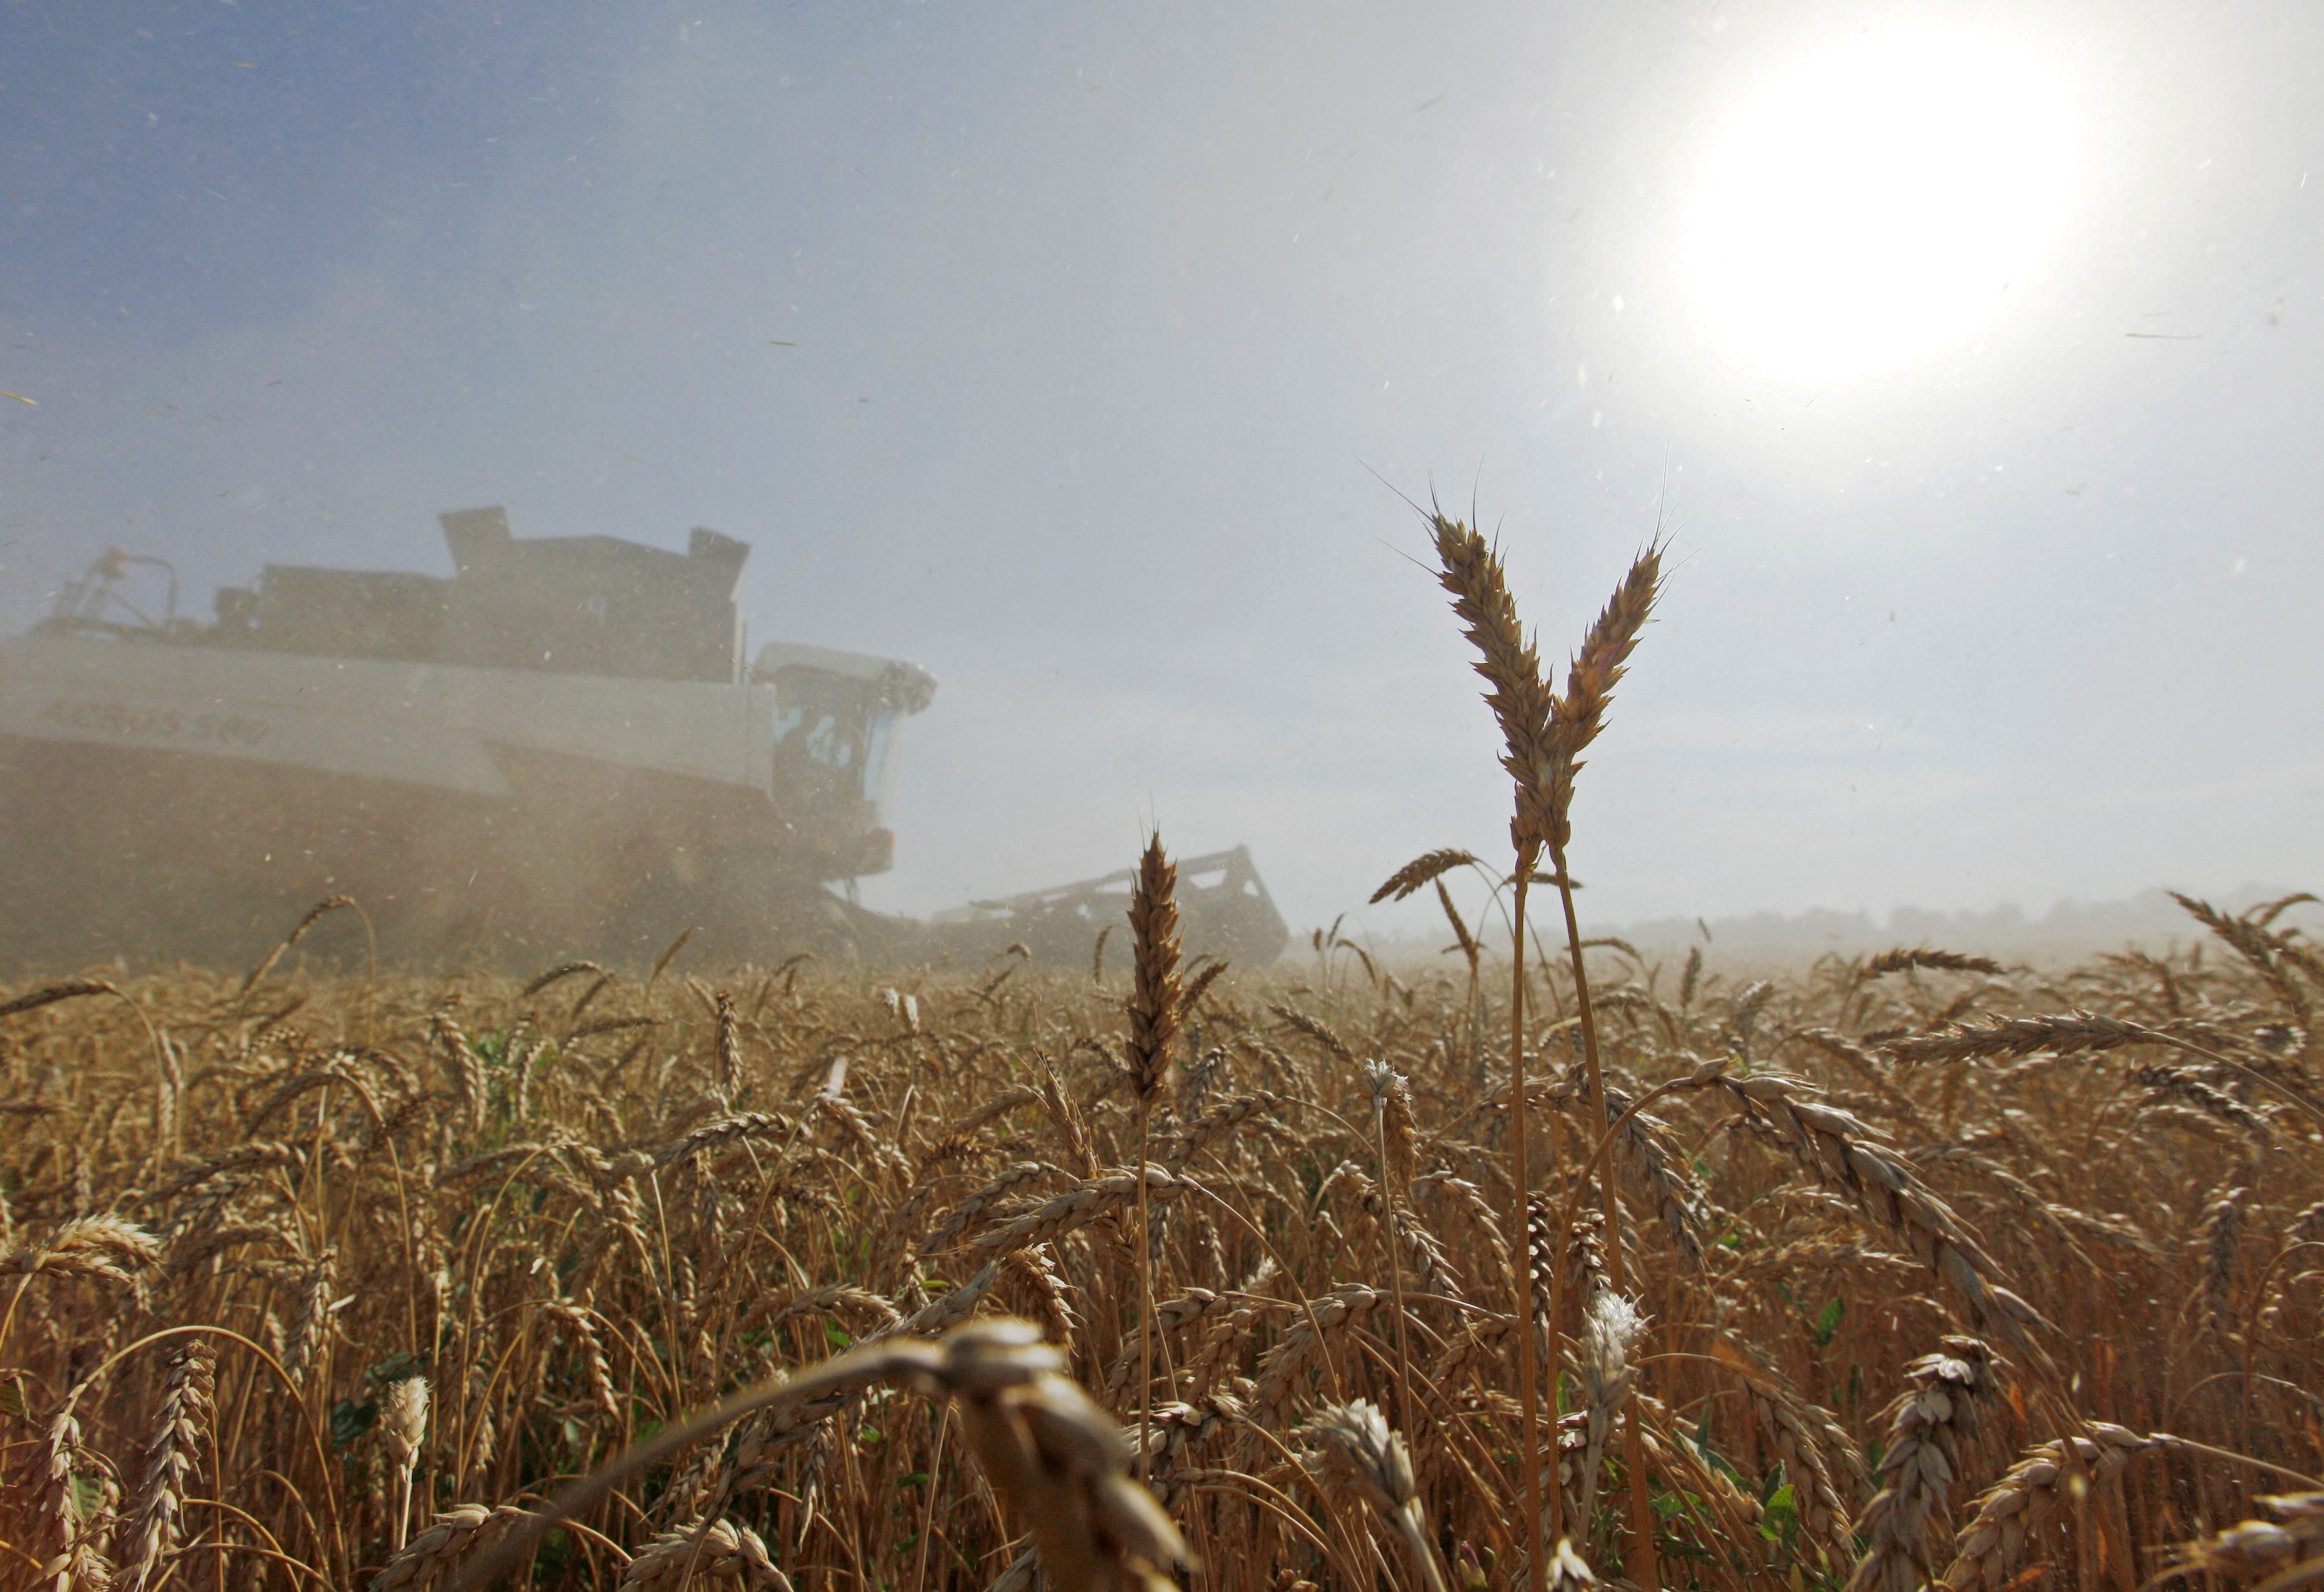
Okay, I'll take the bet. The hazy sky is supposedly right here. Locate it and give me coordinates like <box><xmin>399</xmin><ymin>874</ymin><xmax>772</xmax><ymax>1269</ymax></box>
<box><xmin>5</xmin><ymin>1</ymin><xmax>2319</xmax><ymax>940</ymax></box>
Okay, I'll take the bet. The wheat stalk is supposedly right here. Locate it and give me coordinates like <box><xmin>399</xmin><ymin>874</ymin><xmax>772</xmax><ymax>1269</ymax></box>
<box><xmin>1429</xmin><ymin>505</ymin><xmax>1561</xmax><ymax>1585</ymax></box>
<box><xmin>1125</xmin><ymin>834</ymin><xmax>1182</xmax><ymax>1480</ymax></box>
<box><xmin>282</xmin><ymin>1247</ymin><xmax>340</xmax><ymax>1383</ymax></box>
<box><xmin>427</xmin><ymin>1007</ymin><xmax>485</xmax><ymax>1134</ymax></box>
<box><xmin>1161</xmin><ymin>1091</ymin><xmax>1282</xmax><ymax>1169</ymax></box>
<box><xmin>455</xmin><ymin>1317</ymin><xmax>1187</xmax><ymax>1592</ymax></box>
<box><xmin>1104</xmin><ymin>1288</ymin><xmax>1224</xmax><ymax>1400</ymax></box>
<box><xmin>541</xmin><ymin>1298</ymin><xmax>625</xmax><ymax>1424</ymax></box>
<box><xmin>1542</xmin><ymin>541</ymin><xmax>1666</xmax><ymax>1592</ymax></box>
<box><xmin>2203</xmin><ymin>1184</ymin><xmax>2252</xmax><ymax>1338</ymax></box>
<box><xmin>924</xmin><ymin>1160</ymin><xmax>1062</xmax><ymax>1253</ymax></box>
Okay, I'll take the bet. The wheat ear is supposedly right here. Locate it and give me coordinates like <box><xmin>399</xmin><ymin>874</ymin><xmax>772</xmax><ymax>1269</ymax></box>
<box><xmin>1</xmin><ymin>1215</ymin><xmax>162</xmax><ymax>1284</ymax></box>
<box><xmin>1300</xmin><ymin>1399</ymin><xmax>1450</xmax><ymax>1592</ymax></box>
<box><xmin>1370</xmin><ymin>848</ymin><xmax>1483</xmax><ymax>905</ymax></box>
<box><xmin>36</xmin><ymin>1391</ymin><xmax>120</xmax><ymax>1592</ymax></box>
<box><xmin>1573</xmin><ymin>1290</ymin><xmax>1643</xmax><ymax>1533</ymax></box>
<box><xmin>1844</xmin><ymin>1336</ymin><xmax>1998</xmax><ymax>1592</ymax></box>
<box><xmin>372</xmin><ymin>1504</ymin><xmax>532</xmax><ymax>1591</ymax></box>
<box><xmin>1726</xmin><ymin>1356</ymin><xmax>1864</xmax><ymax>1571</ymax></box>
<box><xmin>618</xmin><ymin>1516</ymin><xmax>789</xmax><ymax>1590</ymax></box>
<box><xmin>1865</xmin><ymin>948</ymin><xmax>2005</xmax><ymax>977</ymax></box>
<box><xmin>118</xmin><ymin>1338</ymin><xmax>216</xmax><ymax>1592</ymax></box>
<box><xmin>1544</xmin><ymin>1539</ymin><xmax>1597</xmax><ymax>1589</ymax></box>
<box><xmin>1717</xmin><ymin>1073</ymin><xmax>2047</xmax><ymax>1353</ymax></box>
<box><xmin>1940</xmin><ymin>1423</ymin><xmax>2182</xmax><ymax>1591</ymax></box>
<box><xmin>712</xmin><ymin>990</ymin><xmax>742</xmax><ymax>1101</ymax></box>
<box><xmin>380</xmin><ymin>1374</ymin><xmax>430</xmax><ymax>1553</ymax></box>
<box><xmin>2161</xmin><ymin>1492</ymin><xmax>2324</xmax><ymax>1583</ymax></box>
<box><xmin>452</xmin><ymin>1318</ymin><xmax>1185</xmax><ymax>1592</ymax></box>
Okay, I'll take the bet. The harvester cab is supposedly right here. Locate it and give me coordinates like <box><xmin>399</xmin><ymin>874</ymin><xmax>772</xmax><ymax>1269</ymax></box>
<box><xmin>45</xmin><ymin>546</ymin><xmax>183</xmax><ymax>638</ymax></box>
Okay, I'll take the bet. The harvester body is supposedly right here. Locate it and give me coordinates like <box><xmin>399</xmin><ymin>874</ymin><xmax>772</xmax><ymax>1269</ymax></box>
<box><xmin>0</xmin><ymin>509</ymin><xmax>1291</xmax><ymax>974</ymax></box>
<box><xmin>1</xmin><ymin>509</ymin><xmax>928</xmax><ymax>967</ymax></box>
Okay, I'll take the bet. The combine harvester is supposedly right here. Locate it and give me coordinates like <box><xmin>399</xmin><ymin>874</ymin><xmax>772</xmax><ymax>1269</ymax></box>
<box><xmin>0</xmin><ymin>509</ymin><xmax>1289</xmax><ymax>974</ymax></box>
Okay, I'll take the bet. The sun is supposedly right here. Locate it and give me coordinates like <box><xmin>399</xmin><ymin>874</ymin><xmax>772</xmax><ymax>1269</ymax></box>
<box><xmin>1688</xmin><ymin>32</ymin><xmax>2073</xmax><ymax>377</ymax></box>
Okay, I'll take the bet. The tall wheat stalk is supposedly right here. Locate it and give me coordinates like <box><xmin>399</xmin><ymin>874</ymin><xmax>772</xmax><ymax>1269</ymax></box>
<box><xmin>1432</xmin><ymin>507</ymin><xmax>1563</xmax><ymax>1591</ymax></box>
<box><xmin>1432</xmin><ymin>508</ymin><xmax>1667</xmax><ymax>1589</ymax></box>
<box><xmin>1543</xmin><ymin>542</ymin><xmax>1663</xmax><ymax>1587</ymax></box>
<box><xmin>1125</xmin><ymin>834</ymin><xmax>1183</xmax><ymax>1478</ymax></box>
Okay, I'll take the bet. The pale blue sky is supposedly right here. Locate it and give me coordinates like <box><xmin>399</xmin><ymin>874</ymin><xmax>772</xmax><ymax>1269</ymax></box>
<box><xmin>5</xmin><ymin>1</ymin><xmax>2319</xmax><ymax>938</ymax></box>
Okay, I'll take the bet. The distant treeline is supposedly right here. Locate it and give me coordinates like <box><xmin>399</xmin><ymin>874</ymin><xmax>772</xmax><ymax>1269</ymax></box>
<box><xmin>1347</xmin><ymin>883</ymin><xmax>2314</xmax><ymax>955</ymax></box>
<box><xmin>1612</xmin><ymin>884</ymin><xmax>2309</xmax><ymax>949</ymax></box>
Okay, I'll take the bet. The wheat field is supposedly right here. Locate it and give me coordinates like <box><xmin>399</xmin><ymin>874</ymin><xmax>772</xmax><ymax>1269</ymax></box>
<box><xmin>3</xmin><ymin>516</ymin><xmax>2319</xmax><ymax>1592</ymax></box>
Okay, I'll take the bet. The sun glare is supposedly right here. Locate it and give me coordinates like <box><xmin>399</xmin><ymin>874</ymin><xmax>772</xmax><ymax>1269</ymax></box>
<box><xmin>1689</xmin><ymin>33</ymin><xmax>2073</xmax><ymax>377</ymax></box>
